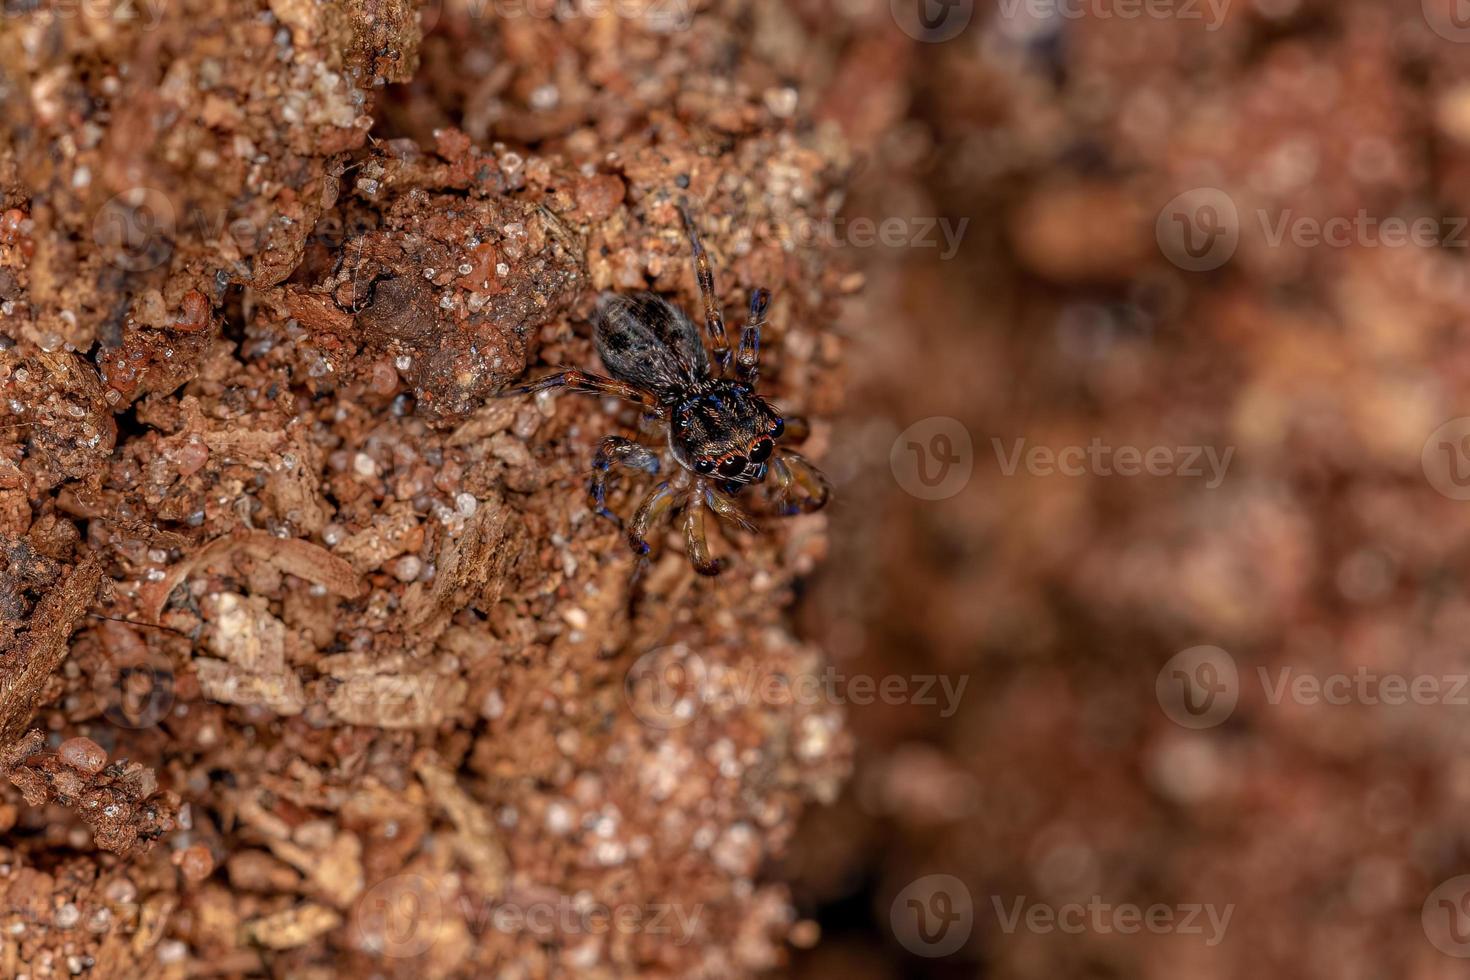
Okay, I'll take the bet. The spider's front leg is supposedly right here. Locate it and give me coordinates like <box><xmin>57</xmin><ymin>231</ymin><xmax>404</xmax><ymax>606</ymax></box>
<box><xmin>507</xmin><ymin>369</ymin><xmax>663</xmax><ymax>412</ymax></box>
<box><xmin>678</xmin><ymin>204</ymin><xmax>733</xmax><ymax>373</ymax></box>
<box><xmin>769</xmin><ymin>450</ymin><xmax>831</xmax><ymax>516</ymax></box>
<box><xmin>734</xmin><ymin>289</ymin><xmax>768</xmax><ymax>387</ymax></box>
<box><xmin>588</xmin><ymin>436</ymin><xmax>661</xmax><ymax>528</ymax></box>
<box><xmin>683</xmin><ymin>480</ymin><xmax>726</xmax><ymax>576</ymax></box>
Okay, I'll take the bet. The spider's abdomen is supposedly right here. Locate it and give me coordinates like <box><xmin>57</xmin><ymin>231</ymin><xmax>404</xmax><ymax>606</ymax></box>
<box><xmin>594</xmin><ymin>292</ymin><xmax>709</xmax><ymax>402</ymax></box>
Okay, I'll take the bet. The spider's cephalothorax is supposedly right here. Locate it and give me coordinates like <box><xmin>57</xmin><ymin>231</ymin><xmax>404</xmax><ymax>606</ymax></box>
<box><xmin>503</xmin><ymin>205</ymin><xmax>830</xmax><ymax>575</ymax></box>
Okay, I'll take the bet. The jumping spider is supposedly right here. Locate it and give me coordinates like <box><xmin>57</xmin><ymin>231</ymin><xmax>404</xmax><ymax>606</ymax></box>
<box><xmin>503</xmin><ymin>206</ymin><xmax>830</xmax><ymax>575</ymax></box>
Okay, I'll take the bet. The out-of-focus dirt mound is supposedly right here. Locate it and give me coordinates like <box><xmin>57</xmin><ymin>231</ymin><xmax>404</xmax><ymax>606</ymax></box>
<box><xmin>786</xmin><ymin>2</ymin><xmax>1470</xmax><ymax>979</ymax></box>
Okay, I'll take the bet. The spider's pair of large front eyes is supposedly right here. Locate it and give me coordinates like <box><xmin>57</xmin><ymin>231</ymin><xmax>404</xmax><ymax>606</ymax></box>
<box><xmin>696</xmin><ymin>436</ymin><xmax>775</xmax><ymax>478</ymax></box>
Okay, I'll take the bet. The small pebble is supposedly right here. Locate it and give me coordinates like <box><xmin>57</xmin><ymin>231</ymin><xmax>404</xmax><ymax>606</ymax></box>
<box><xmin>175</xmin><ymin>439</ymin><xmax>209</xmax><ymax>476</ymax></box>
<box><xmin>369</xmin><ymin>360</ymin><xmax>398</xmax><ymax>395</ymax></box>
<box><xmin>174</xmin><ymin>844</ymin><xmax>216</xmax><ymax>884</ymax></box>
<box><xmin>104</xmin><ymin>878</ymin><xmax>137</xmax><ymax>904</ymax></box>
<box><xmin>388</xmin><ymin>555</ymin><xmax>422</xmax><ymax>582</ymax></box>
<box><xmin>157</xmin><ymin>940</ymin><xmax>188</xmax><ymax>964</ymax></box>
<box><xmin>58</xmin><ymin>737</ymin><xmax>106</xmax><ymax>774</ymax></box>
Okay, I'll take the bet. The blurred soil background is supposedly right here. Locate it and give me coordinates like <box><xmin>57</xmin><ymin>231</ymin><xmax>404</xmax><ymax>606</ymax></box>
<box><xmin>786</xmin><ymin>1</ymin><xmax>1470</xmax><ymax>979</ymax></box>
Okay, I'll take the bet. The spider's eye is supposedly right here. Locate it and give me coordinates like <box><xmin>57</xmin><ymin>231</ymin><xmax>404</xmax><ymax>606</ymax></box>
<box><xmin>770</xmin><ymin>418</ymin><xmax>785</xmax><ymax>439</ymax></box>
<box><xmin>694</xmin><ymin>459</ymin><xmax>715</xmax><ymax>474</ymax></box>
<box><xmin>717</xmin><ymin>455</ymin><xmax>747</xmax><ymax>479</ymax></box>
<box><xmin>749</xmin><ymin>437</ymin><xmax>774</xmax><ymax>464</ymax></box>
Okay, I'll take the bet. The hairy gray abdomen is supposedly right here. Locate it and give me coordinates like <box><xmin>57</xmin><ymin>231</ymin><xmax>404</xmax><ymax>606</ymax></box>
<box><xmin>594</xmin><ymin>292</ymin><xmax>710</xmax><ymax>401</ymax></box>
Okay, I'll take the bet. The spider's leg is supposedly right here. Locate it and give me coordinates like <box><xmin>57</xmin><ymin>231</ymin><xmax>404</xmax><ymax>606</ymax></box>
<box><xmin>678</xmin><ymin>203</ymin><xmax>732</xmax><ymax>374</ymax></box>
<box><xmin>683</xmin><ymin>481</ymin><xmax>725</xmax><ymax>576</ymax></box>
<box><xmin>627</xmin><ymin>551</ymin><xmax>652</xmax><ymax>613</ymax></box>
<box><xmin>734</xmin><ymin>288</ymin><xmax>768</xmax><ymax>387</ymax></box>
<box><xmin>627</xmin><ymin>481</ymin><xmax>679</xmax><ymax>558</ymax></box>
<box><xmin>770</xmin><ymin>450</ymin><xmax>831</xmax><ymax>516</ymax></box>
<box><xmin>780</xmin><ymin>414</ymin><xmax>811</xmax><ymax>444</ymax></box>
<box><xmin>506</xmin><ymin>369</ymin><xmax>663</xmax><ymax>412</ymax></box>
<box><xmin>588</xmin><ymin>436</ymin><xmax>661</xmax><ymax>528</ymax></box>
<box><xmin>703</xmin><ymin>483</ymin><xmax>758</xmax><ymax>534</ymax></box>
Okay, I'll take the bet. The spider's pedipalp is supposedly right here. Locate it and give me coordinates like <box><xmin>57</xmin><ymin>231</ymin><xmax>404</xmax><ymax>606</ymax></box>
<box><xmin>703</xmin><ymin>484</ymin><xmax>758</xmax><ymax>534</ymax></box>
<box><xmin>778</xmin><ymin>414</ymin><xmax>809</xmax><ymax>443</ymax></box>
<box><xmin>628</xmin><ymin>480</ymin><xmax>679</xmax><ymax>557</ymax></box>
<box><xmin>683</xmin><ymin>483</ymin><xmax>725</xmax><ymax>576</ymax></box>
